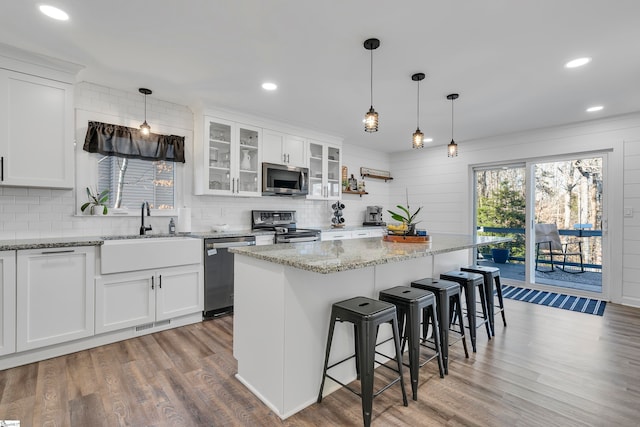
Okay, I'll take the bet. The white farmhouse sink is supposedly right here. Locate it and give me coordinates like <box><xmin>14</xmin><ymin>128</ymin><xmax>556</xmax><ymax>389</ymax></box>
<box><xmin>101</xmin><ymin>236</ymin><xmax>202</xmax><ymax>274</ymax></box>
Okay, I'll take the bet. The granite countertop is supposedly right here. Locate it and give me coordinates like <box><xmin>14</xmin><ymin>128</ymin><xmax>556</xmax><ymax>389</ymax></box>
<box><xmin>0</xmin><ymin>229</ymin><xmax>275</xmax><ymax>251</ymax></box>
<box><xmin>0</xmin><ymin>236</ymin><xmax>107</xmax><ymax>251</ymax></box>
<box><xmin>230</xmin><ymin>234</ymin><xmax>510</xmax><ymax>274</ymax></box>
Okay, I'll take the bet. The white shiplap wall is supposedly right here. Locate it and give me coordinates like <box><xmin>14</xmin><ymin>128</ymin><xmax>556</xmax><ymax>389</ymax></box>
<box><xmin>389</xmin><ymin>112</ymin><xmax>640</xmax><ymax>307</ymax></box>
<box><xmin>622</xmin><ymin>138</ymin><xmax>640</xmax><ymax>307</ymax></box>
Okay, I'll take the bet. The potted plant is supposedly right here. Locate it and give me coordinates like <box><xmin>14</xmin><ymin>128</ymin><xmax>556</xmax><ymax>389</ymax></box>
<box><xmin>490</xmin><ymin>243</ymin><xmax>511</xmax><ymax>264</ymax></box>
<box><xmin>81</xmin><ymin>187</ymin><xmax>109</xmax><ymax>215</ymax></box>
<box><xmin>387</xmin><ymin>204</ymin><xmax>422</xmax><ymax>236</ymax></box>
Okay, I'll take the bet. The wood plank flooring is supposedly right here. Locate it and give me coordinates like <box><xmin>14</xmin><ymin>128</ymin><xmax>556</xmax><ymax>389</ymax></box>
<box><xmin>1</xmin><ymin>296</ymin><xmax>639</xmax><ymax>426</ymax></box>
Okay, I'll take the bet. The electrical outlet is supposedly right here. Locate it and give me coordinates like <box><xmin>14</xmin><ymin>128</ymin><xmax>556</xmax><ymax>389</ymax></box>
<box><xmin>624</xmin><ymin>207</ymin><xmax>633</xmax><ymax>217</ymax></box>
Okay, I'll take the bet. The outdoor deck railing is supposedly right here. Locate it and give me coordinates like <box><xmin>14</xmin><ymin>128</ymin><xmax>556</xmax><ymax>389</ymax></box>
<box><xmin>478</xmin><ymin>226</ymin><xmax>602</xmax><ymax>271</ymax></box>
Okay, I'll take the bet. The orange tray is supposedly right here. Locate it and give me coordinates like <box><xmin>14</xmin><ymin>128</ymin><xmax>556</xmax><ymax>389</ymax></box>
<box><xmin>383</xmin><ymin>234</ymin><xmax>430</xmax><ymax>243</ymax></box>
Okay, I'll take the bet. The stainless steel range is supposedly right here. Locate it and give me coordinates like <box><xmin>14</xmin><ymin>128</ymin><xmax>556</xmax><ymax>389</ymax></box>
<box><xmin>251</xmin><ymin>210</ymin><xmax>321</xmax><ymax>243</ymax></box>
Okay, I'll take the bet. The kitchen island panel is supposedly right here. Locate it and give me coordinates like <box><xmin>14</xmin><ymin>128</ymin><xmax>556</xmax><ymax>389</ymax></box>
<box><xmin>234</xmin><ymin>254</ymin><xmax>376</xmax><ymax>418</ymax></box>
<box><xmin>234</xmin><ymin>256</ymin><xmax>286</xmax><ymax>412</ymax></box>
<box><xmin>234</xmin><ymin>250</ymin><xmax>470</xmax><ymax>419</ymax></box>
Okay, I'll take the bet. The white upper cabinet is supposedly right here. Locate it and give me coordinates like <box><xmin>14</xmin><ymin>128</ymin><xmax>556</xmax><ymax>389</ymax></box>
<box><xmin>194</xmin><ymin>115</ymin><xmax>262</xmax><ymax>196</ymax></box>
<box><xmin>0</xmin><ymin>45</ymin><xmax>80</xmax><ymax>188</ymax></box>
<box><xmin>307</xmin><ymin>140</ymin><xmax>341</xmax><ymax>200</ymax></box>
<box><xmin>262</xmin><ymin>129</ymin><xmax>307</xmax><ymax>168</ymax></box>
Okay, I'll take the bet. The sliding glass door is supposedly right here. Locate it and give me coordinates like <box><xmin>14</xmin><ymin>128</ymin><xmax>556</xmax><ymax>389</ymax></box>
<box><xmin>474</xmin><ymin>153</ymin><xmax>607</xmax><ymax>297</ymax></box>
<box><xmin>531</xmin><ymin>157</ymin><xmax>603</xmax><ymax>294</ymax></box>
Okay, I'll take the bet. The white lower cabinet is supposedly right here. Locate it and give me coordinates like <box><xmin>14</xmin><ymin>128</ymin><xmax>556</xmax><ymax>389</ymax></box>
<box><xmin>321</xmin><ymin>228</ymin><xmax>385</xmax><ymax>241</ymax></box>
<box><xmin>321</xmin><ymin>230</ymin><xmax>352</xmax><ymax>241</ymax></box>
<box><xmin>95</xmin><ymin>264</ymin><xmax>203</xmax><ymax>334</ymax></box>
<box><xmin>0</xmin><ymin>251</ymin><xmax>16</xmax><ymax>356</ymax></box>
<box><xmin>16</xmin><ymin>247</ymin><xmax>95</xmax><ymax>352</ymax></box>
<box><xmin>352</xmin><ymin>228</ymin><xmax>385</xmax><ymax>239</ymax></box>
<box><xmin>255</xmin><ymin>234</ymin><xmax>275</xmax><ymax>246</ymax></box>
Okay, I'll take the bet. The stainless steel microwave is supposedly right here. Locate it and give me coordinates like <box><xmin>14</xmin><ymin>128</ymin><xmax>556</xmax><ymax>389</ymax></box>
<box><xmin>262</xmin><ymin>162</ymin><xmax>309</xmax><ymax>196</ymax></box>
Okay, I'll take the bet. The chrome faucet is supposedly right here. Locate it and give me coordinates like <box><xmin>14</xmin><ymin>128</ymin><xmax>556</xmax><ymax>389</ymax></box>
<box><xmin>140</xmin><ymin>201</ymin><xmax>152</xmax><ymax>235</ymax></box>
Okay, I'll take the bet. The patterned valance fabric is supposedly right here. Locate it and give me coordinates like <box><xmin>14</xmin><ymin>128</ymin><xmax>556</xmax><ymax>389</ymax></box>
<box><xmin>83</xmin><ymin>121</ymin><xmax>185</xmax><ymax>163</ymax></box>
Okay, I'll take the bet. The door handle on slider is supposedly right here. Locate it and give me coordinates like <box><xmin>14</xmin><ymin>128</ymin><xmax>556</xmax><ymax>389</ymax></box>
<box><xmin>151</xmin><ymin>276</ymin><xmax>154</xmax><ymax>290</ymax></box>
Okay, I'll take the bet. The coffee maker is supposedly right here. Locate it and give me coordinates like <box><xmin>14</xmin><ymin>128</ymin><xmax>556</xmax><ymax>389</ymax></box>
<box><xmin>363</xmin><ymin>206</ymin><xmax>386</xmax><ymax>226</ymax></box>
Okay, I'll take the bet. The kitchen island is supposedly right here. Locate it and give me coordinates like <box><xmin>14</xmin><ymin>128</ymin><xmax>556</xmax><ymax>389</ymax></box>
<box><xmin>230</xmin><ymin>234</ymin><xmax>507</xmax><ymax>419</ymax></box>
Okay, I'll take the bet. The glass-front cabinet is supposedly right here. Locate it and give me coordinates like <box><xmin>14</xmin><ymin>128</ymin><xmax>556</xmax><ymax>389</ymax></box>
<box><xmin>307</xmin><ymin>140</ymin><xmax>341</xmax><ymax>200</ymax></box>
<box><xmin>197</xmin><ymin>116</ymin><xmax>261</xmax><ymax>196</ymax></box>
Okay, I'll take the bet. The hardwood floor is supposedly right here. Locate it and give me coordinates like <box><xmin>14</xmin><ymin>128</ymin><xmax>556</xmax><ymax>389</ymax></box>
<box><xmin>1</xmin><ymin>298</ymin><xmax>639</xmax><ymax>426</ymax></box>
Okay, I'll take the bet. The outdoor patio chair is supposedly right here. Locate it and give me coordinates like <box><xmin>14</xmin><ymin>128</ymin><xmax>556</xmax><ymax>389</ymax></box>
<box><xmin>535</xmin><ymin>223</ymin><xmax>584</xmax><ymax>273</ymax></box>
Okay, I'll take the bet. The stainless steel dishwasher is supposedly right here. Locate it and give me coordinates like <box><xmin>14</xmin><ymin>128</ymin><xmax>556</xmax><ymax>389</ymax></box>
<box><xmin>203</xmin><ymin>235</ymin><xmax>256</xmax><ymax>318</ymax></box>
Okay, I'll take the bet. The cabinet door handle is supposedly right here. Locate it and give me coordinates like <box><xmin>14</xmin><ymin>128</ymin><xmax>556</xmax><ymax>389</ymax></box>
<box><xmin>151</xmin><ymin>276</ymin><xmax>154</xmax><ymax>290</ymax></box>
<box><xmin>159</xmin><ymin>274</ymin><xmax>162</xmax><ymax>288</ymax></box>
<box><xmin>287</xmin><ymin>154</ymin><xmax>290</xmax><ymax>163</ymax></box>
<box><xmin>1</xmin><ymin>156</ymin><xmax>3</xmax><ymax>181</ymax></box>
<box><xmin>283</xmin><ymin>153</ymin><xmax>286</xmax><ymax>163</ymax></box>
<box><xmin>40</xmin><ymin>249</ymin><xmax>75</xmax><ymax>255</ymax></box>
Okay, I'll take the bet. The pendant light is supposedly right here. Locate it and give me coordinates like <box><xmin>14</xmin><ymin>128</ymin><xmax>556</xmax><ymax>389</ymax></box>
<box><xmin>363</xmin><ymin>38</ymin><xmax>380</xmax><ymax>132</ymax></box>
<box><xmin>447</xmin><ymin>93</ymin><xmax>459</xmax><ymax>157</ymax></box>
<box><xmin>139</xmin><ymin>88</ymin><xmax>152</xmax><ymax>136</ymax></box>
<box><xmin>411</xmin><ymin>73</ymin><xmax>425</xmax><ymax>149</ymax></box>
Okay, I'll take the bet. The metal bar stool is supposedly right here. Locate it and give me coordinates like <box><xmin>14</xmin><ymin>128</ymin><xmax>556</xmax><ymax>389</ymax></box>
<box><xmin>410</xmin><ymin>278</ymin><xmax>469</xmax><ymax>374</ymax></box>
<box><xmin>440</xmin><ymin>271</ymin><xmax>492</xmax><ymax>352</ymax></box>
<box><xmin>461</xmin><ymin>265</ymin><xmax>507</xmax><ymax>335</ymax></box>
<box><xmin>317</xmin><ymin>296</ymin><xmax>408</xmax><ymax>427</ymax></box>
<box><xmin>378</xmin><ymin>286</ymin><xmax>444</xmax><ymax>400</ymax></box>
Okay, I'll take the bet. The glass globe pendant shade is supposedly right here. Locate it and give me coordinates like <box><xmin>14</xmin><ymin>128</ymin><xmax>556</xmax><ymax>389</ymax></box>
<box><xmin>139</xmin><ymin>88</ymin><xmax>152</xmax><ymax>137</ymax></box>
<box><xmin>140</xmin><ymin>121</ymin><xmax>150</xmax><ymax>136</ymax></box>
<box><xmin>364</xmin><ymin>106</ymin><xmax>379</xmax><ymax>132</ymax></box>
<box><xmin>412</xmin><ymin>128</ymin><xmax>424</xmax><ymax>149</ymax></box>
<box><xmin>448</xmin><ymin>139</ymin><xmax>458</xmax><ymax>157</ymax></box>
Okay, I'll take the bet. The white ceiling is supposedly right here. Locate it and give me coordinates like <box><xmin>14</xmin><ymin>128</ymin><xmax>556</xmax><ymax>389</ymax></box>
<box><xmin>2</xmin><ymin>1</ymin><xmax>640</xmax><ymax>153</ymax></box>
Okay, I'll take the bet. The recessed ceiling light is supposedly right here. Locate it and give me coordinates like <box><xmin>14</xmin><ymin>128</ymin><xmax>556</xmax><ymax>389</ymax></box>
<box><xmin>262</xmin><ymin>82</ymin><xmax>277</xmax><ymax>91</ymax></box>
<box><xmin>586</xmin><ymin>105</ymin><xmax>603</xmax><ymax>112</ymax></box>
<box><xmin>424</xmin><ymin>138</ymin><xmax>433</xmax><ymax>143</ymax></box>
<box><xmin>565</xmin><ymin>57</ymin><xmax>591</xmax><ymax>68</ymax></box>
<box><xmin>39</xmin><ymin>5</ymin><xmax>69</xmax><ymax>21</ymax></box>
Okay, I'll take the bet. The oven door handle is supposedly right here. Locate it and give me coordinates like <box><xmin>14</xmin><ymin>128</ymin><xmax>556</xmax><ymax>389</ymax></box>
<box><xmin>280</xmin><ymin>236</ymin><xmax>318</xmax><ymax>243</ymax></box>
<box><xmin>211</xmin><ymin>241</ymin><xmax>256</xmax><ymax>249</ymax></box>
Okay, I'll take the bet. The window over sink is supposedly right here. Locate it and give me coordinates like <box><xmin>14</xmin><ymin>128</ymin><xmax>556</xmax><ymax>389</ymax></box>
<box><xmin>97</xmin><ymin>156</ymin><xmax>175</xmax><ymax>211</ymax></box>
<box><xmin>80</xmin><ymin>119</ymin><xmax>184</xmax><ymax>215</ymax></box>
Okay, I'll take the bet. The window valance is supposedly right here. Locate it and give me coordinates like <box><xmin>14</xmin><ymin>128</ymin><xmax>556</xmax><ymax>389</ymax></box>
<box><xmin>83</xmin><ymin>121</ymin><xmax>185</xmax><ymax>163</ymax></box>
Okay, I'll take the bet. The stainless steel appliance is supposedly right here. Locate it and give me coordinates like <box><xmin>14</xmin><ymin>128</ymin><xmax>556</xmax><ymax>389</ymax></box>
<box><xmin>252</xmin><ymin>210</ymin><xmax>320</xmax><ymax>243</ymax></box>
<box><xmin>363</xmin><ymin>205</ymin><xmax>386</xmax><ymax>226</ymax></box>
<box><xmin>203</xmin><ymin>235</ymin><xmax>256</xmax><ymax>318</ymax></box>
<box><xmin>262</xmin><ymin>162</ymin><xmax>309</xmax><ymax>196</ymax></box>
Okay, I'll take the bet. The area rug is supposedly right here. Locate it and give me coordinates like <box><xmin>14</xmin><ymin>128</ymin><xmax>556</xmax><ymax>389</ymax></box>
<box><xmin>500</xmin><ymin>285</ymin><xmax>606</xmax><ymax>316</ymax></box>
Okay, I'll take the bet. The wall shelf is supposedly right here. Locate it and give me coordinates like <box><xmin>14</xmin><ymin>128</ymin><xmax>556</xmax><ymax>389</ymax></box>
<box><xmin>342</xmin><ymin>189</ymin><xmax>368</xmax><ymax>197</ymax></box>
<box><xmin>360</xmin><ymin>167</ymin><xmax>393</xmax><ymax>182</ymax></box>
<box><xmin>361</xmin><ymin>173</ymin><xmax>393</xmax><ymax>182</ymax></box>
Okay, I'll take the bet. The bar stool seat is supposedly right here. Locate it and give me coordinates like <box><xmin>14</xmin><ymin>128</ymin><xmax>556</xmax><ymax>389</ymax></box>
<box><xmin>440</xmin><ymin>271</ymin><xmax>492</xmax><ymax>352</ymax></box>
<box><xmin>461</xmin><ymin>265</ymin><xmax>507</xmax><ymax>335</ymax></box>
<box><xmin>379</xmin><ymin>286</ymin><xmax>444</xmax><ymax>400</ymax></box>
<box><xmin>410</xmin><ymin>278</ymin><xmax>469</xmax><ymax>374</ymax></box>
<box><xmin>317</xmin><ymin>296</ymin><xmax>408</xmax><ymax>427</ymax></box>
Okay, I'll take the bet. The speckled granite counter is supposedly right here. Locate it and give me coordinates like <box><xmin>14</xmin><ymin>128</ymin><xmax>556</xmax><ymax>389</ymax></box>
<box><xmin>230</xmin><ymin>233</ymin><xmax>508</xmax><ymax>274</ymax></box>
<box><xmin>0</xmin><ymin>229</ymin><xmax>274</xmax><ymax>251</ymax></box>
<box><xmin>0</xmin><ymin>236</ymin><xmax>106</xmax><ymax>251</ymax></box>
